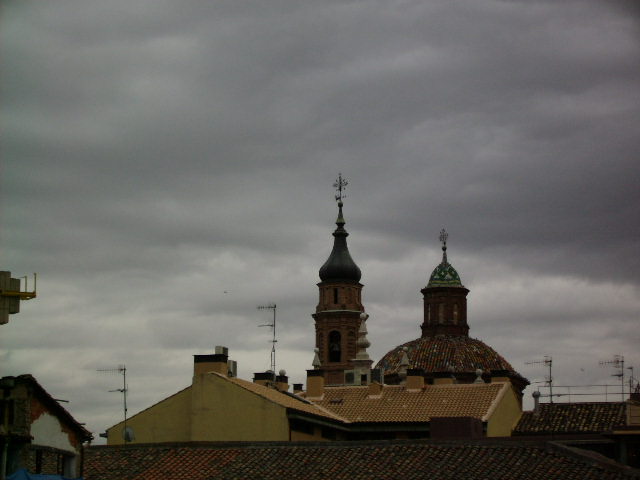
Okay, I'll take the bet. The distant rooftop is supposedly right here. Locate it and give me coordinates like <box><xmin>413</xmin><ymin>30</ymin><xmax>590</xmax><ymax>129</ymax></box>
<box><xmin>309</xmin><ymin>382</ymin><xmax>508</xmax><ymax>423</ymax></box>
<box><xmin>514</xmin><ymin>402</ymin><xmax>627</xmax><ymax>435</ymax></box>
<box><xmin>84</xmin><ymin>440</ymin><xmax>639</xmax><ymax>480</ymax></box>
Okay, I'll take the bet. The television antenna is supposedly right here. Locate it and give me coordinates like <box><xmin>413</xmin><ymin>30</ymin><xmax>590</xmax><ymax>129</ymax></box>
<box><xmin>257</xmin><ymin>304</ymin><xmax>277</xmax><ymax>375</ymax></box>
<box><xmin>628</xmin><ymin>366</ymin><xmax>637</xmax><ymax>393</ymax></box>
<box><xmin>600</xmin><ymin>355</ymin><xmax>625</xmax><ymax>401</ymax></box>
<box><xmin>526</xmin><ymin>356</ymin><xmax>554</xmax><ymax>403</ymax></box>
<box><xmin>97</xmin><ymin>364</ymin><xmax>129</xmax><ymax>442</ymax></box>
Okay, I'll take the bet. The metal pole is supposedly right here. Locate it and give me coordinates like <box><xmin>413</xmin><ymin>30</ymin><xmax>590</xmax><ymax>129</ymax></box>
<box><xmin>620</xmin><ymin>356</ymin><xmax>625</xmax><ymax>402</ymax></box>
<box><xmin>548</xmin><ymin>358</ymin><xmax>553</xmax><ymax>404</ymax></box>
<box><xmin>272</xmin><ymin>306</ymin><xmax>276</xmax><ymax>375</ymax></box>
<box><xmin>123</xmin><ymin>366</ymin><xmax>128</xmax><ymax>444</ymax></box>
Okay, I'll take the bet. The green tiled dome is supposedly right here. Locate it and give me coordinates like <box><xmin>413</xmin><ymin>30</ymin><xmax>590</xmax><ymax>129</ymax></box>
<box><xmin>427</xmin><ymin>262</ymin><xmax>463</xmax><ymax>287</ymax></box>
<box><xmin>427</xmin><ymin>229</ymin><xmax>464</xmax><ymax>288</ymax></box>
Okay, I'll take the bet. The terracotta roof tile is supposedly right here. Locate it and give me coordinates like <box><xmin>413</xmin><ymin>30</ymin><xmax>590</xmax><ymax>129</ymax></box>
<box><xmin>376</xmin><ymin>336</ymin><xmax>520</xmax><ymax>377</ymax></box>
<box><xmin>84</xmin><ymin>441</ymin><xmax>637</xmax><ymax>480</ymax></box>
<box><xmin>308</xmin><ymin>382</ymin><xmax>507</xmax><ymax>423</ymax></box>
<box><xmin>514</xmin><ymin>402</ymin><xmax>627</xmax><ymax>434</ymax></box>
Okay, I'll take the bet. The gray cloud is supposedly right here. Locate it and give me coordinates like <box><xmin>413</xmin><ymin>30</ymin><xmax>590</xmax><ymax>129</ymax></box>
<box><xmin>1</xmin><ymin>0</ymin><xmax>639</xmax><ymax>441</ymax></box>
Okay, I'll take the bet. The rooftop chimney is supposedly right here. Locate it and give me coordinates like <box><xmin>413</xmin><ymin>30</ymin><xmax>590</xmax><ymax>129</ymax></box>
<box><xmin>368</xmin><ymin>381</ymin><xmax>383</xmax><ymax>397</ymax></box>
<box><xmin>306</xmin><ymin>369</ymin><xmax>325</xmax><ymax>398</ymax></box>
<box><xmin>533</xmin><ymin>391</ymin><xmax>541</xmax><ymax>415</ymax></box>
<box><xmin>253</xmin><ymin>371</ymin><xmax>275</xmax><ymax>387</ymax></box>
<box><xmin>194</xmin><ymin>346</ymin><xmax>229</xmax><ymax>377</ymax></box>
<box><xmin>406</xmin><ymin>368</ymin><xmax>425</xmax><ymax>390</ymax></box>
<box><xmin>275</xmin><ymin>370</ymin><xmax>289</xmax><ymax>392</ymax></box>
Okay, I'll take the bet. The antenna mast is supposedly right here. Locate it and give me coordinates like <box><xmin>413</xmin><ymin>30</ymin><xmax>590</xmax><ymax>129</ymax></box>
<box><xmin>97</xmin><ymin>364</ymin><xmax>128</xmax><ymax>442</ymax></box>
<box><xmin>600</xmin><ymin>355</ymin><xmax>625</xmax><ymax>401</ymax></box>
<box><xmin>526</xmin><ymin>356</ymin><xmax>554</xmax><ymax>403</ymax></box>
<box><xmin>257</xmin><ymin>304</ymin><xmax>277</xmax><ymax>375</ymax></box>
<box><xmin>628</xmin><ymin>366</ymin><xmax>637</xmax><ymax>393</ymax></box>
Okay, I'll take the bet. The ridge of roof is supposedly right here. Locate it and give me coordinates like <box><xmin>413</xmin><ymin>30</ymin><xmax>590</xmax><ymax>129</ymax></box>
<box><xmin>213</xmin><ymin>373</ymin><xmax>347</xmax><ymax>423</ymax></box>
<box><xmin>482</xmin><ymin>381</ymin><xmax>510</xmax><ymax>422</ymax></box>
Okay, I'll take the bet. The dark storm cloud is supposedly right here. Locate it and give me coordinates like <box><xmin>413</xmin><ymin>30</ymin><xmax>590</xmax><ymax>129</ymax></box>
<box><xmin>1</xmin><ymin>0</ymin><xmax>639</xmax><ymax>440</ymax></box>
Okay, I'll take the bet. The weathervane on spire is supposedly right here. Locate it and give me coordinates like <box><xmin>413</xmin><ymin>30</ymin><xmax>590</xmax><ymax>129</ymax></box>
<box><xmin>439</xmin><ymin>229</ymin><xmax>448</xmax><ymax>248</ymax></box>
<box><xmin>439</xmin><ymin>228</ymin><xmax>448</xmax><ymax>264</ymax></box>
<box><xmin>333</xmin><ymin>173</ymin><xmax>348</xmax><ymax>203</ymax></box>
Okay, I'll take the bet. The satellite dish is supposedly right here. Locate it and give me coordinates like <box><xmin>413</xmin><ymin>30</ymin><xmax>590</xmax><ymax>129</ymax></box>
<box><xmin>123</xmin><ymin>426</ymin><xmax>135</xmax><ymax>442</ymax></box>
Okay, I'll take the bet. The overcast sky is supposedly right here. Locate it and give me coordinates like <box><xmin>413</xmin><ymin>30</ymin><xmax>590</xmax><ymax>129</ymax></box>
<box><xmin>2</xmin><ymin>0</ymin><xmax>639</xmax><ymax>443</ymax></box>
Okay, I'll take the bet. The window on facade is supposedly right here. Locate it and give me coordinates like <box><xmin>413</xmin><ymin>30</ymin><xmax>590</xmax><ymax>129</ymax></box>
<box><xmin>0</xmin><ymin>399</ymin><xmax>15</xmax><ymax>426</ymax></box>
<box><xmin>321</xmin><ymin>427</ymin><xmax>337</xmax><ymax>440</ymax></box>
<box><xmin>438</xmin><ymin>304</ymin><xmax>444</xmax><ymax>322</ymax></box>
<box><xmin>329</xmin><ymin>331</ymin><xmax>341</xmax><ymax>362</ymax></box>
<box><xmin>333</xmin><ymin>288</ymin><xmax>338</xmax><ymax>304</ymax></box>
<box><xmin>453</xmin><ymin>304</ymin><xmax>458</xmax><ymax>324</ymax></box>
<box><xmin>62</xmin><ymin>455</ymin><xmax>76</xmax><ymax>477</ymax></box>
<box><xmin>290</xmin><ymin>419</ymin><xmax>314</xmax><ymax>435</ymax></box>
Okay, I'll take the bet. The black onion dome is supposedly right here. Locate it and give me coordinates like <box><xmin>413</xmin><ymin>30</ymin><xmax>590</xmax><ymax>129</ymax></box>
<box><xmin>319</xmin><ymin>201</ymin><xmax>361</xmax><ymax>282</ymax></box>
<box><xmin>375</xmin><ymin>336</ymin><xmax>519</xmax><ymax>377</ymax></box>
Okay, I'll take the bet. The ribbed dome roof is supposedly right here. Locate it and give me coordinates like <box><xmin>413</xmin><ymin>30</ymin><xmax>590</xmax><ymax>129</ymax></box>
<box><xmin>319</xmin><ymin>243</ymin><xmax>361</xmax><ymax>282</ymax></box>
<box><xmin>375</xmin><ymin>336</ymin><xmax>517</xmax><ymax>377</ymax></box>
<box><xmin>427</xmin><ymin>262</ymin><xmax>463</xmax><ymax>287</ymax></box>
<box><xmin>427</xmin><ymin>229</ymin><xmax>463</xmax><ymax>288</ymax></box>
<box><xmin>319</xmin><ymin>200</ymin><xmax>361</xmax><ymax>283</ymax></box>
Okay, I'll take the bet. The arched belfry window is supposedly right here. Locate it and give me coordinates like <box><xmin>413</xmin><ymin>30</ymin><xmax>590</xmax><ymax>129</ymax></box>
<box><xmin>329</xmin><ymin>331</ymin><xmax>341</xmax><ymax>363</ymax></box>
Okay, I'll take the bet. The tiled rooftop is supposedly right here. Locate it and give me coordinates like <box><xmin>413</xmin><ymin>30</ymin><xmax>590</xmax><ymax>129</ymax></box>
<box><xmin>308</xmin><ymin>382</ymin><xmax>507</xmax><ymax>423</ymax></box>
<box><xmin>514</xmin><ymin>402</ymin><xmax>627</xmax><ymax>435</ymax></box>
<box><xmin>376</xmin><ymin>336</ymin><xmax>520</xmax><ymax>377</ymax></box>
<box><xmin>220</xmin><ymin>374</ymin><xmax>346</xmax><ymax>422</ymax></box>
<box><xmin>84</xmin><ymin>441</ymin><xmax>637</xmax><ymax>480</ymax></box>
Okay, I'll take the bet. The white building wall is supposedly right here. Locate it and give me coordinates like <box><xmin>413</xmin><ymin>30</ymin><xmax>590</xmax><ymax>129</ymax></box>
<box><xmin>30</xmin><ymin>412</ymin><xmax>75</xmax><ymax>452</ymax></box>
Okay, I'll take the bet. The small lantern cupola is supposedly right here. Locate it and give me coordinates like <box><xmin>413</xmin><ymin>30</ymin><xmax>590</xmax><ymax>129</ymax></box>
<box><xmin>420</xmin><ymin>229</ymin><xmax>470</xmax><ymax>338</ymax></box>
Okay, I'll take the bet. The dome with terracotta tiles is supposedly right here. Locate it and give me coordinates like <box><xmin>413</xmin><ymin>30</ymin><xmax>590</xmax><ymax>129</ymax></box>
<box><xmin>375</xmin><ymin>336</ymin><xmax>526</xmax><ymax>388</ymax></box>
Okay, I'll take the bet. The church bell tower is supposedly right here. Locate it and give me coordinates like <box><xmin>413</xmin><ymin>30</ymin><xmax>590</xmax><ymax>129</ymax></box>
<box><xmin>312</xmin><ymin>174</ymin><xmax>366</xmax><ymax>385</ymax></box>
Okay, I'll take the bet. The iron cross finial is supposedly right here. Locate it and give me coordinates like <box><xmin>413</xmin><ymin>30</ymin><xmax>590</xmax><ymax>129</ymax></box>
<box><xmin>333</xmin><ymin>173</ymin><xmax>348</xmax><ymax>202</ymax></box>
<box><xmin>439</xmin><ymin>228</ymin><xmax>449</xmax><ymax>264</ymax></box>
<box><xmin>439</xmin><ymin>228</ymin><xmax>448</xmax><ymax>248</ymax></box>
